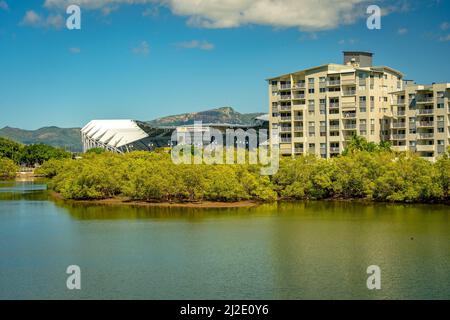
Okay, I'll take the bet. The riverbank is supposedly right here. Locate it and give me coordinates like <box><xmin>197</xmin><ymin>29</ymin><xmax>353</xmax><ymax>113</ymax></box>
<box><xmin>50</xmin><ymin>192</ymin><xmax>260</xmax><ymax>208</ymax></box>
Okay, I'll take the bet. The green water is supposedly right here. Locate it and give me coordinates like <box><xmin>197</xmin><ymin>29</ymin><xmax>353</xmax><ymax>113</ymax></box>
<box><xmin>0</xmin><ymin>181</ymin><xmax>449</xmax><ymax>299</ymax></box>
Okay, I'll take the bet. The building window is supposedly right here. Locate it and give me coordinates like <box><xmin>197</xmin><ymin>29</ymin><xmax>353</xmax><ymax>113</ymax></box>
<box><xmin>308</xmin><ymin>88</ymin><xmax>315</xmax><ymax>94</ymax></box>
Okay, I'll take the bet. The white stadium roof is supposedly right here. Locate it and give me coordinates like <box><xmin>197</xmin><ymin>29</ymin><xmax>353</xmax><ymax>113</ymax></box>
<box><xmin>81</xmin><ymin>120</ymin><xmax>149</xmax><ymax>148</ymax></box>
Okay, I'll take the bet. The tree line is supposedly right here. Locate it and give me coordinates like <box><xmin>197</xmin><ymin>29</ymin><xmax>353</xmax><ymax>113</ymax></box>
<box><xmin>0</xmin><ymin>137</ymin><xmax>72</xmax><ymax>179</ymax></box>
<box><xmin>35</xmin><ymin>137</ymin><xmax>450</xmax><ymax>204</ymax></box>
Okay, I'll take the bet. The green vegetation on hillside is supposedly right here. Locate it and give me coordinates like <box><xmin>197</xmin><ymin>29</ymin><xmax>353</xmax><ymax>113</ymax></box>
<box><xmin>37</xmin><ymin>136</ymin><xmax>450</xmax><ymax>203</ymax></box>
<box><xmin>0</xmin><ymin>126</ymin><xmax>82</xmax><ymax>152</ymax></box>
<box><xmin>147</xmin><ymin>107</ymin><xmax>264</xmax><ymax>126</ymax></box>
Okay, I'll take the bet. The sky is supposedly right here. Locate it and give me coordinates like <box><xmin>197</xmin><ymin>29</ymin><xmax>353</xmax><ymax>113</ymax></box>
<box><xmin>0</xmin><ymin>0</ymin><xmax>449</xmax><ymax>129</ymax></box>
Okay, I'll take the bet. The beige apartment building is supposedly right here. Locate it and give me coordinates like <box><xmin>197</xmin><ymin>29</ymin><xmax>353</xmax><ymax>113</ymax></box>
<box><xmin>268</xmin><ymin>51</ymin><xmax>450</xmax><ymax>160</ymax></box>
<box><xmin>389</xmin><ymin>83</ymin><xmax>450</xmax><ymax>159</ymax></box>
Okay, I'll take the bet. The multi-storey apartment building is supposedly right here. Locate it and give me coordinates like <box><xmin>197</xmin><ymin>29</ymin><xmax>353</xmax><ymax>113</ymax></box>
<box><xmin>389</xmin><ymin>83</ymin><xmax>450</xmax><ymax>159</ymax></box>
<box><xmin>268</xmin><ymin>51</ymin><xmax>450</xmax><ymax>160</ymax></box>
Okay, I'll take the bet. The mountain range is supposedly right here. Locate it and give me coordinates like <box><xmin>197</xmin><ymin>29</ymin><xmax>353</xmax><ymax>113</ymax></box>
<box><xmin>0</xmin><ymin>107</ymin><xmax>265</xmax><ymax>152</ymax></box>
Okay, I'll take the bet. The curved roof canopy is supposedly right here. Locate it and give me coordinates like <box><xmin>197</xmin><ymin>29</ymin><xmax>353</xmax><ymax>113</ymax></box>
<box><xmin>81</xmin><ymin>120</ymin><xmax>149</xmax><ymax>148</ymax></box>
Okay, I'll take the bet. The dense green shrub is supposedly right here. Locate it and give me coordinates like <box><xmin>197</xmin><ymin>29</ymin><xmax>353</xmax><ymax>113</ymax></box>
<box><xmin>38</xmin><ymin>139</ymin><xmax>450</xmax><ymax>203</ymax></box>
<box><xmin>0</xmin><ymin>137</ymin><xmax>71</xmax><ymax>166</ymax></box>
<box><xmin>0</xmin><ymin>157</ymin><xmax>18</xmax><ymax>180</ymax></box>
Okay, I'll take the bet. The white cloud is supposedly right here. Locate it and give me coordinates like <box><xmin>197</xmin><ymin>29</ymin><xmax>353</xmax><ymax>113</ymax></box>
<box><xmin>439</xmin><ymin>34</ymin><xmax>450</xmax><ymax>42</ymax></box>
<box><xmin>133</xmin><ymin>41</ymin><xmax>150</xmax><ymax>55</ymax></box>
<box><xmin>175</xmin><ymin>40</ymin><xmax>214</xmax><ymax>50</ymax></box>
<box><xmin>338</xmin><ymin>38</ymin><xmax>357</xmax><ymax>45</ymax></box>
<box><xmin>441</xmin><ymin>22</ymin><xmax>450</xmax><ymax>30</ymax></box>
<box><xmin>397</xmin><ymin>27</ymin><xmax>408</xmax><ymax>35</ymax></box>
<box><xmin>21</xmin><ymin>10</ymin><xmax>42</xmax><ymax>26</ymax></box>
<box><xmin>20</xmin><ymin>10</ymin><xmax>64</xmax><ymax>29</ymax></box>
<box><xmin>142</xmin><ymin>6</ymin><xmax>159</xmax><ymax>17</ymax></box>
<box><xmin>43</xmin><ymin>0</ymin><xmax>385</xmax><ymax>31</ymax></box>
<box><xmin>0</xmin><ymin>1</ymin><xmax>9</xmax><ymax>11</ymax></box>
<box><xmin>69</xmin><ymin>47</ymin><xmax>81</xmax><ymax>54</ymax></box>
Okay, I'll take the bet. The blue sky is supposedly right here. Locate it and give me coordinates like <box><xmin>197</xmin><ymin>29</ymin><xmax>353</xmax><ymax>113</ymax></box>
<box><xmin>0</xmin><ymin>0</ymin><xmax>449</xmax><ymax>129</ymax></box>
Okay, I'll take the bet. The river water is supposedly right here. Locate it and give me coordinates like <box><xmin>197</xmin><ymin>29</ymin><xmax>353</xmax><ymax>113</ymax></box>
<box><xmin>0</xmin><ymin>181</ymin><xmax>449</xmax><ymax>299</ymax></box>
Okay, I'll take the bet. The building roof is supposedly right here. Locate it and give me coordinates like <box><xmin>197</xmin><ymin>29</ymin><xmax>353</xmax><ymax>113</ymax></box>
<box><xmin>81</xmin><ymin>120</ymin><xmax>149</xmax><ymax>148</ymax></box>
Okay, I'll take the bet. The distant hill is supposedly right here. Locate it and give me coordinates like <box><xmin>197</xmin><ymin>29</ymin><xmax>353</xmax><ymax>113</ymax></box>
<box><xmin>0</xmin><ymin>107</ymin><xmax>265</xmax><ymax>152</ymax></box>
<box><xmin>0</xmin><ymin>126</ymin><xmax>82</xmax><ymax>152</ymax></box>
<box><xmin>147</xmin><ymin>107</ymin><xmax>265</xmax><ymax>126</ymax></box>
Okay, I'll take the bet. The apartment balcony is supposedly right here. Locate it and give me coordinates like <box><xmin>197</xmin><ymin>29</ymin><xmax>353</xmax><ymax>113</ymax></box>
<box><xmin>343</xmin><ymin>124</ymin><xmax>357</xmax><ymax>130</ymax></box>
<box><xmin>292</xmin><ymin>94</ymin><xmax>305</xmax><ymax>100</ymax></box>
<box><xmin>392</xmin><ymin>122</ymin><xmax>406</xmax><ymax>128</ymax></box>
<box><xmin>293</xmin><ymin>82</ymin><xmax>306</xmax><ymax>89</ymax></box>
<box><xmin>330</xmin><ymin>147</ymin><xmax>340</xmax><ymax>153</ymax></box>
<box><xmin>279</xmin><ymin>95</ymin><xmax>292</xmax><ymax>101</ymax></box>
<box><xmin>329</xmin><ymin>125</ymin><xmax>340</xmax><ymax>131</ymax></box>
<box><xmin>272</xmin><ymin>106</ymin><xmax>279</xmax><ymax>113</ymax></box>
<box><xmin>416</xmin><ymin>97</ymin><xmax>434</xmax><ymax>104</ymax></box>
<box><xmin>294</xmin><ymin>116</ymin><xmax>303</xmax><ymax>121</ymax></box>
<box><xmin>293</xmin><ymin>126</ymin><xmax>304</xmax><ymax>132</ymax></box>
<box><xmin>392</xmin><ymin>145</ymin><xmax>408</xmax><ymax>152</ymax></box>
<box><xmin>280</xmin><ymin>105</ymin><xmax>292</xmax><ymax>111</ymax></box>
<box><xmin>327</xmin><ymin>80</ymin><xmax>341</xmax><ymax>86</ymax></box>
<box><xmin>341</xmin><ymin>77</ymin><xmax>356</xmax><ymax>85</ymax></box>
<box><xmin>396</xmin><ymin>99</ymin><xmax>406</xmax><ymax>105</ymax></box>
<box><xmin>416</xmin><ymin>144</ymin><xmax>435</xmax><ymax>152</ymax></box>
<box><xmin>417</xmin><ymin>133</ymin><xmax>434</xmax><ymax>139</ymax></box>
<box><xmin>396</xmin><ymin>110</ymin><xmax>406</xmax><ymax>116</ymax></box>
<box><xmin>417</xmin><ymin>121</ymin><xmax>434</xmax><ymax>127</ymax></box>
<box><xmin>342</xmin><ymin>112</ymin><xmax>356</xmax><ymax>119</ymax></box>
<box><xmin>294</xmin><ymin>148</ymin><xmax>304</xmax><ymax>154</ymax></box>
<box><xmin>280</xmin><ymin>137</ymin><xmax>292</xmax><ymax>143</ymax></box>
<box><xmin>342</xmin><ymin>90</ymin><xmax>356</xmax><ymax>96</ymax></box>
<box><xmin>329</xmin><ymin>103</ymin><xmax>340</xmax><ymax>109</ymax></box>
<box><xmin>280</xmin><ymin>116</ymin><xmax>292</xmax><ymax>122</ymax></box>
<box><xmin>392</xmin><ymin>134</ymin><xmax>406</xmax><ymax>140</ymax></box>
<box><xmin>438</xmin><ymin>145</ymin><xmax>446</xmax><ymax>154</ymax></box>
<box><xmin>280</xmin><ymin>127</ymin><xmax>292</xmax><ymax>133</ymax></box>
<box><xmin>437</xmin><ymin>120</ymin><xmax>445</xmax><ymax>128</ymax></box>
<box><xmin>417</xmin><ymin>109</ymin><xmax>434</xmax><ymax>115</ymax></box>
<box><xmin>280</xmin><ymin>84</ymin><xmax>292</xmax><ymax>90</ymax></box>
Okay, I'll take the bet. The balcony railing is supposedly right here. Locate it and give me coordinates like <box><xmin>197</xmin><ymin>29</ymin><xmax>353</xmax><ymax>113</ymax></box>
<box><xmin>393</xmin><ymin>134</ymin><xmax>406</xmax><ymax>140</ymax></box>
<box><xmin>280</xmin><ymin>84</ymin><xmax>292</xmax><ymax>90</ymax></box>
<box><xmin>417</xmin><ymin>109</ymin><xmax>434</xmax><ymax>115</ymax></box>
<box><xmin>294</xmin><ymin>116</ymin><xmax>303</xmax><ymax>121</ymax></box>
<box><xmin>329</xmin><ymin>125</ymin><xmax>340</xmax><ymax>130</ymax></box>
<box><xmin>280</xmin><ymin>105</ymin><xmax>291</xmax><ymax>111</ymax></box>
<box><xmin>279</xmin><ymin>95</ymin><xmax>292</xmax><ymax>101</ymax></box>
<box><xmin>417</xmin><ymin>97</ymin><xmax>434</xmax><ymax>103</ymax></box>
<box><xmin>294</xmin><ymin>148</ymin><xmax>304</xmax><ymax>153</ymax></box>
<box><xmin>280</xmin><ymin>117</ymin><xmax>292</xmax><ymax>121</ymax></box>
<box><xmin>392</xmin><ymin>122</ymin><xmax>406</xmax><ymax>128</ymax></box>
<box><xmin>396</xmin><ymin>111</ymin><xmax>406</xmax><ymax>116</ymax></box>
<box><xmin>343</xmin><ymin>112</ymin><xmax>356</xmax><ymax>118</ymax></box>
<box><xmin>330</xmin><ymin>147</ymin><xmax>340</xmax><ymax>153</ymax></box>
<box><xmin>342</xmin><ymin>90</ymin><xmax>356</xmax><ymax>96</ymax></box>
<box><xmin>343</xmin><ymin>124</ymin><xmax>357</xmax><ymax>130</ymax></box>
<box><xmin>417</xmin><ymin>121</ymin><xmax>434</xmax><ymax>127</ymax></box>
<box><xmin>293</xmin><ymin>94</ymin><xmax>305</xmax><ymax>99</ymax></box>
<box><xmin>418</xmin><ymin>133</ymin><xmax>434</xmax><ymax>139</ymax></box>
<box><xmin>280</xmin><ymin>138</ymin><xmax>292</xmax><ymax>143</ymax></box>
<box><xmin>280</xmin><ymin>127</ymin><xmax>292</xmax><ymax>133</ymax></box>
<box><xmin>327</xmin><ymin>80</ymin><xmax>341</xmax><ymax>86</ymax></box>
<box><xmin>293</xmin><ymin>126</ymin><xmax>303</xmax><ymax>132</ymax></box>
<box><xmin>293</xmin><ymin>82</ymin><xmax>306</xmax><ymax>89</ymax></box>
<box><xmin>329</xmin><ymin>103</ymin><xmax>340</xmax><ymax>109</ymax></box>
